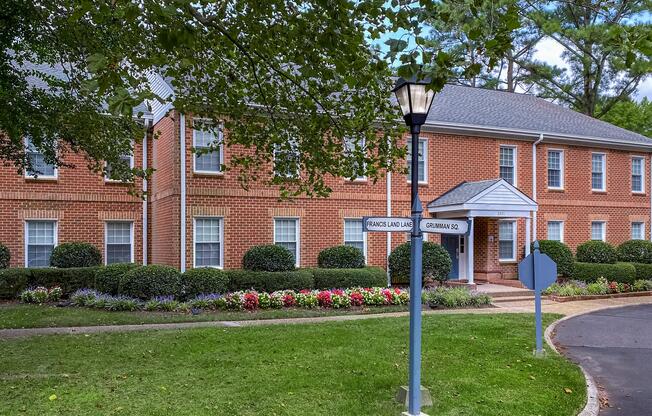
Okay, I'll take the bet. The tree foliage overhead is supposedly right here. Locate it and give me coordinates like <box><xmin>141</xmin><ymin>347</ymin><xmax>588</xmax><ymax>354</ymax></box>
<box><xmin>599</xmin><ymin>98</ymin><xmax>652</xmax><ymax>138</ymax></box>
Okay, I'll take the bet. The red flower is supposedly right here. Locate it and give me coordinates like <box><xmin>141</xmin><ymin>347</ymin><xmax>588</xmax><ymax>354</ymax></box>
<box><xmin>349</xmin><ymin>292</ymin><xmax>364</xmax><ymax>306</ymax></box>
<box><xmin>299</xmin><ymin>289</ymin><xmax>311</xmax><ymax>295</ymax></box>
<box><xmin>317</xmin><ymin>291</ymin><xmax>332</xmax><ymax>307</ymax></box>
<box><xmin>243</xmin><ymin>292</ymin><xmax>259</xmax><ymax>310</ymax></box>
<box><xmin>282</xmin><ymin>293</ymin><xmax>296</xmax><ymax>307</ymax></box>
<box><xmin>332</xmin><ymin>289</ymin><xmax>345</xmax><ymax>296</ymax></box>
<box><xmin>382</xmin><ymin>289</ymin><xmax>393</xmax><ymax>304</ymax></box>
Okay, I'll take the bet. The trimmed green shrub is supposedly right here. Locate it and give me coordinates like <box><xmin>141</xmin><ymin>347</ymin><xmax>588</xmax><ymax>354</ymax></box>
<box><xmin>226</xmin><ymin>269</ymin><xmax>314</xmax><ymax>292</ymax></box>
<box><xmin>617</xmin><ymin>240</ymin><xmax>652</xmax><ymax>263</ymax></box>
<box><xmin>182</xmin><ymin>268</ymin><xmax>229</xmax><ymax>298</ymax></box>
<box><xmin>120</xmin><ymin>265</ymin><xmax>181</xmax><ymax>299</ymax></box>
<box><xmin>424</xmin><ymin>287</ymin><xmax>492</xmax><ymax>309</ymax></box>
<box><xmin>0</xmin><ymin>244</ymin><xmax>10</xmax><ymax>269</ymax></box>
<box><xmin>388</xmin><ymin>241</ymin><xmax>452</xmax><ymax>285</ymax></box>
<box><xmin>317</xmin><ymin>245</ymin><xmax>365</xmax><ymax>269</ymax></box>
<box><xmin>0</xmin><ymin>267</ymin><xmax>99</xmax><ymax>299</ymax></box>
<box><xmin>575</xmin><ymin>241</ymin><xmax>617</xmax><ymax>264</ymax></box>
<box><xmin>571</xmin><ymin>262</ymin><xmax>636</xmax><ymax>284</ymax></box>
<box><xmin>95</xmin><ymin>263</ymin><xmax>139</xmax><ymax>295</ymax></box>
<box><xmin>312</xmin><ymin>267</ymin><xmax>386</xmax><ymax>289</ymax></box>
<box><xmin>50</xmin><ymin>242</ymin><xmax>102</xmax><ymax>268</ymax></box>
<box><xmin>242</xmin><ymin>245</ymin><xmax>295</xmax><ymax>272</ymax></box>
<box><xmin>632</xmin><ymin>263</ymin><xmax>652</xmax><ymax>281</ymax></box>
<box><xmin>531</xmin><ymin>240</ymin><xmax>574</xmax><ymax>277</ymax></box>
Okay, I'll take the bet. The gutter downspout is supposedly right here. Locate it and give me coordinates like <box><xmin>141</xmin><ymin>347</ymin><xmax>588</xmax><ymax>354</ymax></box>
<box><xmin>386</xmin><ymin>166</ymin><xmax>392</xmax><ymax>287</ymax></box>
<box><xmin>180</xmin><ymin>113</ymin><xmax>187</xmax><ymax>272</ymax></box>
<box><xmin>532</xmin><ymin>133</ymin><xmax>544</xmax><ymax>240</ymax></box>
<box><xmin>142</xmin><ymin>120</ymin><xmax>150</xmax><ymax>265</ymax></box>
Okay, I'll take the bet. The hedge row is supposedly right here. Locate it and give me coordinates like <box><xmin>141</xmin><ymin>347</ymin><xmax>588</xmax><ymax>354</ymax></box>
<box><xmin>570</xmin><ymin>262</ymin><xmax>636</xmax><ymax>284</ymax></box>
<box><xmin>1</xmin><ymin>265</ymin><xmax>388</xmax><ymax>300</ymax></box>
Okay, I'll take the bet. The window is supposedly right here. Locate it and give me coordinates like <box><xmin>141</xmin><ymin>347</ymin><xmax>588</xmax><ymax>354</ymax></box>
<box><xmin>344</xmin><ymin>137</ymin><xmax>366</xmax><ymax>181</ymax></box>
<box><xmin>632</xmin><ymin>222</ymin><xmax>645</xmax><ymax>240</ymax></box>
<box><xmin>591</xmin><ymin>221</ymin><xmax>606</xmax><ymax>241</ymax></box>
<box><xmin>499</xmin><ymin>146</ymin><xmax>516</xmax><ymax>185</ymax></box>
<box><xmin>406</xmin><ymin>139</ymin><xmax>427</xmax><ymax>183</ymax></box>
<box><xmin>547</xmin><ymin>221</ymin><xmax>564</xmax><ymax>242</ymax></box>
<box><xmin>25</xmin><ymin>220</ymin><xmax>56</xmax><ymax>267</ymax></box>
<box><xmin>547</xmin><ymin>150</ymin><xmax>564</xmax><ymax>189</ymax></box>
<box><xmin>193</xmin><ymin>120</ymin><xmax>223</xmax><ymax>174</ymax></box>
<box><xmin>591</xmin><ymin>153</ymin><xmax>606</xmax><ymax>191</ymax></box>
<box><xmin>24</xmin><ymin>137</ymin><xmax>57</xmax><ymax>179</ymax></box>
<box><xmin>274</xmin><ymin>218</ymin><xmax>299</xmax><ymax>266</ymax></box>
<box><xmin>498</xmin><ymin>220</ymin><xmax>516</xmax><ymax>261</ymax></box>
<box><xmin>105</xmin><ymin>222</ymin><xmax>133</xmax><ymax>264</ymax></box>
<box><xmin>632</xmin><ymin>157</ymin><xmax>644</xmax><ymax>193</ymax></box>
<box><xmin>273</xmin><ymin>141</ymin><xmax>300</xmax><ymax>178</ymax></box>
<box><xmin>105</xmin><ymin>153</ymin><xmax>134</xmax><ymax>182</ymax></box>
<box><xmin>194</xmin><ymin>218</ymin><xmax>223</xmax><ymax>268</ymax></box>
<box><xmin>344</xmin><ymin>219</ymin><xmax>366</xmax><ymax>259</ymax></box>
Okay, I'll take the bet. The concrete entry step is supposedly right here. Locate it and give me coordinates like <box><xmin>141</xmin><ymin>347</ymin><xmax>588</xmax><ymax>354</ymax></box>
<box><xmin>475</xmin><ymin>283</ymin><xmax>533</xmax><ymax>298</ymax></box>
<box><xmin>492</xmin><ymin>296</ymin><xmax>535</xmax><ymax>303</ymax></box>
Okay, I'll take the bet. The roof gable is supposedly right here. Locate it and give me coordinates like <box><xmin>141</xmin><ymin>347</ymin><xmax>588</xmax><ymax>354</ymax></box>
<box><xmin>428</xmin><ymin>179</ymin><xmax>537</xmax><ymax>213</ymax></box>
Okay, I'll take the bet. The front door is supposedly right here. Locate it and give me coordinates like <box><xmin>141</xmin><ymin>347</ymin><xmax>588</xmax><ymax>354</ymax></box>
<box><xmin>441</xmin><ymin>234</ymin><xmax>459</xmax><ymax>279</ymax></box>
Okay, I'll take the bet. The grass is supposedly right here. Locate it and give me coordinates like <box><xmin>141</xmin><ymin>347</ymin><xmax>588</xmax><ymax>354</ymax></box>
<box><xmin>0</xmin><ymin>314</ymin><xmax>585</xmax><ymax>415</ymax></box>
<box><xmin>0</xmin><ymin>303</ymin><xmax>409</xmax><ymax>329</ymax></box>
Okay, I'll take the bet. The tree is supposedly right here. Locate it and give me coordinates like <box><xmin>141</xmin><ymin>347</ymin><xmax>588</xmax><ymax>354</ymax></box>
<box><xmin>517</xmin><ymin>0</ymin><xmax>652</xmax><ymax>117</ymax></box>
<box><xmin>599</xmin><ymin>98</ymin><xmax>652</xmax><ymax>138</ymax></box>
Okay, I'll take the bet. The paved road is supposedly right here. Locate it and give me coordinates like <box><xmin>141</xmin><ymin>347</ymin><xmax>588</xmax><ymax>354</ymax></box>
<box><xmin>554</xmin><ymin>304</ymin><xmax>652</xmax><ymax>416</ymax></box>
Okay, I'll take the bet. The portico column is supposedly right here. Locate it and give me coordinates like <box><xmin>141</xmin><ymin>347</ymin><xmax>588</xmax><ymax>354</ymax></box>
<box><xmin>467</xmin><ymin>217</ymin><xmax>474</xmax><ymax>284</ymax></box>
<box><xmin>525</xmin><ymin>214</ymin><xmax>531</xmax><ymax>256</ymax></box>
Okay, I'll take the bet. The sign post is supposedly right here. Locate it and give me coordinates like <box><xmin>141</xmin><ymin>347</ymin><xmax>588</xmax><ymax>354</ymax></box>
<box><xmin>518</xmin><ymin>241</ymin><xmax>558</xmax><ymax>356</ymax></box>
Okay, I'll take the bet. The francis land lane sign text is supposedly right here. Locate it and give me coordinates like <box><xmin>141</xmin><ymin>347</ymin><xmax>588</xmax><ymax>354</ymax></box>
<box><xmin>362</xmin><ymin>217</ymin><xmax>469</xmax><ymax>235</ymax></box>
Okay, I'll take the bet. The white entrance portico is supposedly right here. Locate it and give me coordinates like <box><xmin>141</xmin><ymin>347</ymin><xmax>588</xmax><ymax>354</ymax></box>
<box><xmin>427</xmin><ymin>179</ymin><xmax>538</xmax><ymax>284</ymax></box>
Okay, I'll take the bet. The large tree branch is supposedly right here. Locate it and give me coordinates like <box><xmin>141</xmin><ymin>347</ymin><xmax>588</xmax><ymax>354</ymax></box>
<box><xmin>516</xmin><ymin>58</ymin><xmax>584</xmax><ymax>104</ymax></box>
<box><xmin>596</xmin><ymin>75</ymin><xmax>643</xmax><ymax>118</ymax></box>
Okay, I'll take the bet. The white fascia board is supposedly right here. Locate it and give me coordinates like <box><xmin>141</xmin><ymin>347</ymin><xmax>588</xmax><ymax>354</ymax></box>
<box><xmin>467</xmin><ymin>179</ymin><xmax>537</xmax><ymax>206</ymax></box>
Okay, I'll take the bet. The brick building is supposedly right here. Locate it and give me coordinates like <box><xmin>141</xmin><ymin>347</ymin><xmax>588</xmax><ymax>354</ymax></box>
<box><xmin>3</xmin><ymin>74</ymin><xmax>651</xmax><ymax>284</ymax></box>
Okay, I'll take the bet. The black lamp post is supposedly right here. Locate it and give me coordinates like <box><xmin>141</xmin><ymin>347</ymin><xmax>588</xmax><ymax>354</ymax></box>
<box><xmin>392</xmin><ymin>77</ymin><xmax>435</xmax><ymax>416</ymax></box>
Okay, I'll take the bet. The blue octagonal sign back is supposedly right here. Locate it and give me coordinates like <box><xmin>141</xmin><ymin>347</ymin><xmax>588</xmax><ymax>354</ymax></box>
<box><xmin>518</xmin><ymin>246</ymin><xmax>558</xmax><ymax>291</ymax></box>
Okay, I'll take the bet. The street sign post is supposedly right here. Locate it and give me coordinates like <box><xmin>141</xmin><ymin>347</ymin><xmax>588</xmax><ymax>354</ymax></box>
<box><xmin>518</xmin><ymin>241</ymin><xmax>558</xmax><ymax>355</ymax></box>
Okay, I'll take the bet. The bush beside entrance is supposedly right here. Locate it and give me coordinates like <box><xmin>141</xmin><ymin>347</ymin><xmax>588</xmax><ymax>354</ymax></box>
<box><xmin>388</xmin><ymin>242</ymin><xmax>451</xmax><ymax>285</ymax></box>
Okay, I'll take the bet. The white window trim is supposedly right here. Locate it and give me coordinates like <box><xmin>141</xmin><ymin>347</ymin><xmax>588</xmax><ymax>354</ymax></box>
<box><xmin>499</xmin><ymin>145</ymin><xmax>517</xmax><ymax>187</ymax></box>
<box><xmin>104</xmin><ymin>221</ymin><xmax>134</xmax><ymax>265</ymax></box>
<box><xmin>406</xmin><ymin>137</ymin><xmax>428</xmax><ymax>185</ymax></box>
<box><xmin>192</xmin><ymin>217</ymin><xmax>224</xmax><ymax>269</ymax></box>
<box><xmin>273</xmin><ymin>142</ymin><xmax>300</xmax><ymax>179</ymax></box>
<box><xmin>273</xmin><ymin>217</ymin><xmax>300</xmax><ymax>267</ymax></box>
<box><xmin>104</xmin><ymin>153</ymin><xmax>135</xmax><ymax>183</ymax></box>
<box><xmin>547</xmin><ymin>220</ymin><xmax>565</xmax><ymax>243</ymax></box>
<box><xmin>631</xmin><ymin>156</ymin><xmax>645</xmax><ymax>194</ymax></box>
<box><xmin>343</xmin><ymin>218</ymin><xmax>367</xmax><ymax>263</ymax></box>
<box><xmin>498</xmin><ymin>219</ymin><xmax>517</xmax><ymax>262</ymax></box>
<box><xmin>631</xmin><ymin>222</ymin><xmax>645</xmax><ymax>240</ymax></box>
<box><xmin>344</xmin><ymin>137</ymin><xmax>367</xmax><ymax>182</ymax></box>
<box><xmin>192</xmin><ymin>120</ymin><xmax>224</xmax><ymax>175</ymax></box>
<box><xmin>24</xmin><ymin>219</ymin><xmax>58</xmax><ymax>268</ymax></box>
<box><xmin>547</xmin><ymin>149</ymin><xmax>564</xmax><ymax>190</ymax></box>
<box><xmin>591</xmin><ymin>152</ymin><xmax>606</xmax><ymax>192</ymax></box>
<box><xmin>24</xmin><ymin>137</ymin><xmax>58</xmax><ymax>180</ymax></box>
<box><xmin>591</xmin><ymin>221</ymin><xmax>607</xmax><ymax>242</ymax></box>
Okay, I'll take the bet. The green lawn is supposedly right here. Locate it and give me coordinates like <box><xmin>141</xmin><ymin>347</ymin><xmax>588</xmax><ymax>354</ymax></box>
<box><xmin>0</xmin><ymin>303</ymin><xmax>409</xmax><ymax>329</ymax></box>
<box><xmin>0</xmin><ymin>314</ymin><xmax>585</xmax><ymax>415</ymax></box>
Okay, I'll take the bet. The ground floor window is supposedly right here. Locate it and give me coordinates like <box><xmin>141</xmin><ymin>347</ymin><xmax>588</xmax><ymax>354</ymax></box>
<box><xmin>498</xmin><ymin>220</ymin><xmax>516</xmax><ymax>261</ymax></box>
<box><xmin>591</xmin><ymin>221</ymin><xmax>606</xmax><ymax>241</ymax></box>
<box><xmin>547</xmin><ymin>221</ymin><xmax>564</xmax><ymax>242</ymax></box>
<box><xmin>631</xmin><ymin>222</ymin><xmax>645</xmax><ymax>240</ymax></box>
<box><xmin>105</xmin><ymin>221</ymin><xmax>133</xmax><ymax>264</ymax></box>
<box><xmin>194</xmin><ymin>217</ymin><xmax>223</xmax><ymax>268</ymax></box>
<box><xmin>274</xmin><ymin>218</ymin><xmax>299</xmax><ymax>266</ymax></box>
<box><xmin>25</xmin><ymin>220</ymin><xmax>56</xmax><ymax>267</ymax></box>
<box><xmin>344</xmin><ymin>219</ymin><xmax>366</xmax><ymax>259</ymax></box>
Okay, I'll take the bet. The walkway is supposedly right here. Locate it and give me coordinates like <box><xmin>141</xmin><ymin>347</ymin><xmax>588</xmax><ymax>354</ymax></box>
<box><xmin>2</xmin><ymin>295</ymin><xmax>652</xmax><ymax>339</ymax></box>
<box><xmin>554</xmin><ymin>304</ymin><xmax>652</xmax><ymax>416</ymax></box>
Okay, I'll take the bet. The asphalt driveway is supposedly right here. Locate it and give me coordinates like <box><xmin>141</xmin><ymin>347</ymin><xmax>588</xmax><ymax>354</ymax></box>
<box><xmin>554</xmin><ymin>304</ymin><xmax>652</xmax><ymax>415</ymax></box>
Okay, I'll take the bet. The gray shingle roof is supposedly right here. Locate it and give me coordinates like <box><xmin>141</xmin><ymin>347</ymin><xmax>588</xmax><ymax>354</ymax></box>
<box><xmin>428</xmin><ymin>179</ymin><xmax>501</xmax><ymax>208</ymax></box>
<box><xmin>426</xmin><ymin>84</ymin><xmax>651</xmax><ymax>146</ymax></box>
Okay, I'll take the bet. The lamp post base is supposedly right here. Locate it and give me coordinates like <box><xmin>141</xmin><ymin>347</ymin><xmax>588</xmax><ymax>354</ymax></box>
<box><xmin>395</xmin><ymin>385</ymin><xmax>433</xmax><ymax>407</ymax></box>
<box><xmin>401</xmin><ymin>412</ymin><xmax>430</xmax><ymax>416</ymax></box>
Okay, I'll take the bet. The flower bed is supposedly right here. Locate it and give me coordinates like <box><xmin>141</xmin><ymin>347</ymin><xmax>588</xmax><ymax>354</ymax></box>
<box><xmin>423</xmin><ymin>287</ymin><xmax>492</xmax><ymax>309</ymax></box>
<box><xmin>544</xmin><ymin>277</ymin><xmax>652</xmax><ymax>302</ymax></box>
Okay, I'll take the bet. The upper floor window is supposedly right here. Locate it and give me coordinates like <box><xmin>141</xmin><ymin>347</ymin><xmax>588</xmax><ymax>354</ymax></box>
<box><xmin>591</xmin><ymin>153</ymin><xmax>606</xmax><ymax>191</ymax></box>
<box><xmin>193</xmin><ymin>120</ymin><xmax>223</xmax><ymax>174</ymax></box>
<box><xmin>105</xmin><ymin>221</ymin><xmax>133</xmax><ymax>264</ymax></box>
<box><xmin>499</xmin><ymin>146</ymin><xmax>516</xmax><ymax>185</ymax></box>
<box><xmin>25</xmin><ymin>137</ymin><xmax>57</xmax><ymax>179</ymax></box>
<box><xmin>591</xmin><ymin>221</ymin><xmax>606</xmax><ymax>241</ymax></box>
<box><xmin>344</xmin><ymin>137</ymin><xmax>366</xmax><ymax>181</ymax></box>
<box><xmin>344</xmin><ymin>219</ymin><xmax>366</xmax><ymax>260</ymax></box>
<box><xmin>274</xmin><ymin>218</ymin><xmax>300</xmax><ymax>266</ymax></box>
<box><xmin>632</xmin><ymin>157</ymin><xmax>644</xmax><ymax>193</ymax></box>
<box><xmin>631</xmin><ymin>222</ymin><xmax>645</xmax><ymax>240</ymax></box>
<box><xmin>105</xmin><ymin>151</ymin><xmax>134</xmax><ymax>182</ymax></box>
<box><xmin>407</xmin><ymin>138</ymin><xmax>427</xmax><ymax>183</ymax></box>
<box><xmin>273</xmin><ymin>141</ymin><xmax>300</xmax><ymax>178</ymax></box>
<box><xmin>547</xmin><ymin>221</ymin><xmax>564</xmax><ymax>242</ymax></box>
<box><xmin>547</xmin><ymin>150</ymin><xmax>564</xmax><ymax>189</ymax></box>
<box><xmin>498</xmin><ymin>220</ymin><xmax>517</xmax><ymax>261</ymax></box>
<box><xmin>194</xmin><ymin>217</ymin><xmax>223</xmax><ymax>268</ymax></box>
<box><xmin>25</xmin><ymin>220</ymin><xmax>57</xmax><ymax>267</ymax></box>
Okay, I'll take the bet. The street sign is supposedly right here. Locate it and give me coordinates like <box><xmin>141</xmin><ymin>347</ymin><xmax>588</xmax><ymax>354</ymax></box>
<box><xmin>362</xmin><ymin>216</ymin><xmax>413</xmax><ymax>232</ymax></box>
<box><xmin>419</xmin><ymin>219</ymin><xmax>468</xmax><ymax>235</ymax></box>
<box><xmin>518</xmin><ymin>241</ymin><xmax>558</xmax><ymax>355</ymax></box>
